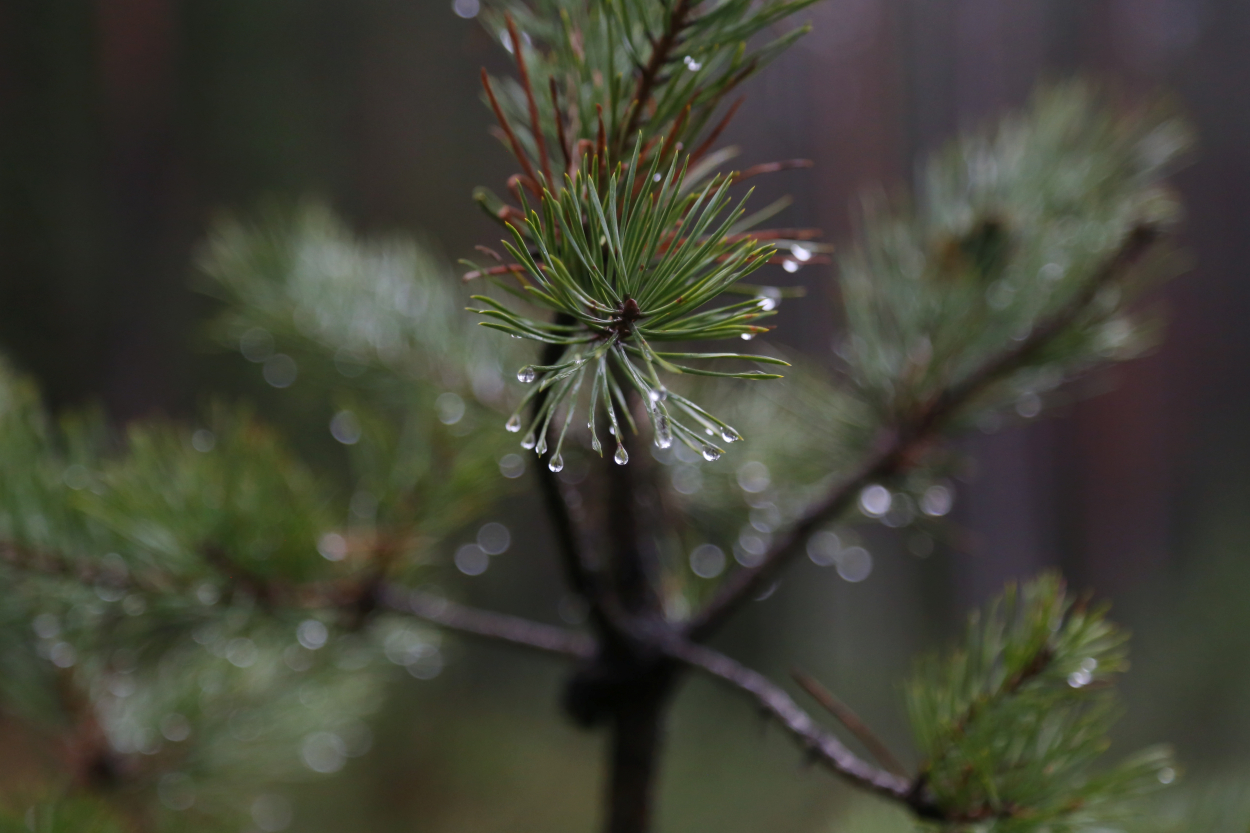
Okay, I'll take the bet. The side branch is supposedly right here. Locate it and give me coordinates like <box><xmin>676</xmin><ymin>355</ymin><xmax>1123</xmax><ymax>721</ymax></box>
<box><xmin>616</xmin><ymin>0</ymin><xmax>694</xmax><ymax>157</ymax></box>
<box><xmin>688</xmin><ymin>223</ymin><xmax>1161</xmax><ymax>639</ymax></box>
<box><xmin>663</xmin><ymin>638</ymin><xmax>933</xmax><ymax>811</ymax></box>
<box><xmin>379</xmin><ymin>585</ymin><xmax>595</xmax><ymax>659</ymax></box>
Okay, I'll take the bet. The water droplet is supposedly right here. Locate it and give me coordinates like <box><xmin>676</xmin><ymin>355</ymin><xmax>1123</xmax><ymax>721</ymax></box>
<box><xmin>859</xmin><ymin>485</ymin><xmax>891</xmax><ymax>517</ymax></box>
<box><xmin>521</xmin><ymin>432</ymin><xmax>536</xmax><ymax>450</ymax></box>
<box><xmin>836</xmin><ymin>547</ymin><xmax>873</xmax><ymax>582</ymax></box>
<box><xmin>720</xmin><ymin>426</ymin><xmax>741</xmax><ymax>443</ymax></box>
<box><xmin>782</xmin><ymin>259</ymin><xmax>799</xmax><ymax>274</ymax></box>
<box><xmin>1015</xmin><ymin>391</ymin><xmax>1042</xmax><ymax>419</ymax></box>
<box><xmin>655</xmin><ymin>414</ymin><xmax>673</xmax><ymax>449</ymax></box>
<box><xmin>740</xmin><ymin>332</ymin><xmax>755</xmax><ymax>341</ymax></box>
<box><xmin>806</xmin><ymin>531</ymin><xmax>839</xmax><ymax>566</ymax></box>
<box><xmin>505</xmin><ymin>414</ymin><xmax>522</xmax><ymax>432</ymax></box>
<box><xmin>757</xmin><ymin>295</ymin><xmax>776</xmax><ymax>312</ymax></box>
<box><xmin>736</xmin><ymin>461</ymin><xmax>769</xmax><ymax>492</ymax></box>
<box><xmin>535</xmin><ymin>436</ymin><xmax>548</xmax><ymax>455</ymax></box>
<box><xmin>263</xmin><ymin>354</ymin><xmax>298</xmax><ymax>388</ymax></box>
<box><xmin>791</xmin><ymin>244</ymin><xmax>812</xmax><ymax>262</ymax></box>
<box><xmin>1157</xmin><ymin>767</ymin><xmax>1176</xmax><ymax>785</ymax></box>
<box><xmin>920</xmin><ymin>484</ymin><xmax>953</xmax><ymax>517</ymax></box>
<box><xmin>548</xmin><ymin>454</ymin><xmax>565</xmax><ymax>472</ymax></box>
<box><xmin>591</xmin><ymin>436</ymin><xmax>602</xmax><ymax>453</ymax></box>
<box><xmin>455</xmin><ymin>544</ymin><xmax>489</xmax><ymax>575</ymax></box>
<box><xmin>683</xmin><ymin>55</ymin><xmax>702</xmax><ymax>71</ymax></box>
<box><xmin>689</xmin><ymin>543</ymin><xmax>725</xmax><ymax>578</ymax></box>
<box><xmin>614</xmin><ymin>445</ymin><xmax>629</xmax><ymax>465</ymax></box>
<box><xmin>517</xmin><ymin>366</ymin><xmax>537</xmax><ymax>383</ymax></box>
<box><xmin>499</xmin><ymin>453</ymin><xmax>525</xmax><ymax>478</ymax></box>
<box><xmin>452</xmin><ymin>0</ymin><xmax>480</xmax><ymax>18</ymax></box>
<box><xmin>330</xmin><ymin>411</ymin><xmax>362</xmax><ymax>444</ymax></box>
<box><xmin>608</xmin><ymin>425</ymin><xmax>616</xmax><ymax>436</ymax></box>
<box><xmin>701</xmin><ymin>445</ymin><xmax>722</xmax><ymax>462</ymax></box>
<box><xmin>1080</xmin><ymin>657</ymin><xmax>1098</xmax><ymax>672</ymax></box>
<box><xmin>648</xmin><ymin>387</ymin><xmax>668</xmax><ymax>403</ymax></box>
<box><xmin>1068</xmin><ymin>669</ymin><xmax>1092</xmax><ymax>688</ymax></box>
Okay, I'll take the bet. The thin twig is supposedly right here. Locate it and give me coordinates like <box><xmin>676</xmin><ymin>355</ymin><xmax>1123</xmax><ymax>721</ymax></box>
<box><xmin>379</xmin><ymin>585</ymin><xmax>595</xmax><ymax>659</ymax></box>
<box><xmin>550</xmin><ymin>77</ymin><xmax>573</xmax><ymax>174</ymax></box>
<box><xmin>792</xmin><ymin>669</ymin><xmax>909</xmax><ymax>777</ymax></box>
<box><xmin>689</xmin><ymin>223</ymin><xmax>1161</xmax><ymax>639</ymax></box>
<box><xmin>690</xmin><ymin>97</ymin><xmax>744</xmax><ymax>164</ymax></box>
<box><xmin>482</xmin><ymin>68</ymin><xmax>542</xmax><ymax>199</ymax></box>
<box><xmin>506</xmin><ymin>15</ymin><xmax>553</xmax><ymax>185</ymax></box>
<box><xmin>616</xmin><ymin>0</ymin><xmax>694</xmax><ymax>158</ymax></box>
<box><xmin>663</xmin><ymin>637</ymin><xmax>933</xmax><ymax>810</ymax></box>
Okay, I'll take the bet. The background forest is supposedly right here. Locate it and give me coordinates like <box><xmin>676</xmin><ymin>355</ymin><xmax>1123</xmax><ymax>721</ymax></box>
<box><xmin>1</xmin><ymin>1</ymin><xmax>1249</xmax><ymax>831</ymax></box>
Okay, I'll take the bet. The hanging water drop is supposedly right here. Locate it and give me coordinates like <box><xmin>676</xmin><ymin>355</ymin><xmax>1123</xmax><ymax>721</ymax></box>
<box><xmin>701</xmin><ymin>445</ymin><xmax>722</xmax><ymax>462</ymax></box>
<box><xmin>614</xmin><ymin>445</ymin><xmax>629</xmax><ymax>465</ymax></box>
<box><xmin>608</xmin><ymin>425</ymin><xmax>616</xmax><ymax>436</ymax></box>
<box><xmin>756</xmin><ymin>295</ymin><xmax>776</xmax><ymax>312</ymax></box>
<box><xmin>720</xmin><ymin>426</ymin><xmax>742</xmax><ymax>443</ymax></box>
<box><xmin>782</xmin><ymin>259</ymin><xmax>800</xmax><ymax>274</ymax></box>
<box><xmin>683</xmin><ymin>55</ymin><xmax>702</xmax><ymax>71</ymax></box>
<box><xmin>648</xmin><ymin>387</ymin><xmax>668</xmax><ymax>403</ymax></box>
<box><xmin>521</xmin><ymin>432</ymin><xmax>536</xmax><ymax>450</ymax></box>
<box><xmin>517</xmin><ymin>366</ymin><xmax>537</xmax><ymax>383</ymax></box>
<box><xmin>740</xmin><ymin>333</ymin><xmax>755</xmax><ymax>341</ymax></box>
<box><xmin>591</xmin><ymin>436</ymin><xmax>602</xmax><ymax>454</ymax></box>
<box><xmin>548</xmin><ymin>454</ymin><xmax>565</xmax><ymax>473</ymax></box>
<box><xmin>791</xmin><ymin>244</ymin><xmax>812</xmax><ymax>262</ymax></box>
<box><xmin>655</xmin><ymin>414</ymin><xmax>673</xmax><ymax>449</ymax></box>
<box><xmin>505</xmin><ymin>415</ymin><xmax>522</xmax><ymax>433</ymax></box>
<box><xmin>535</xmin><ymin>436</ymin><xmax>548</xmax><ymax>455</ymax></box>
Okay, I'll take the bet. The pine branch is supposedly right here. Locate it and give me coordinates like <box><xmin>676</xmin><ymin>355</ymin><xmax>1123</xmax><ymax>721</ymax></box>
<box><xmin>687</xmin><ymin>222</ymin><xmax>1161</xmax><ymax>639</ymax></box>
<box><xmin>616</xmin><ymin>0</ymin><xmax>695</xmax><ymax>158</ymax></box>
<box><xmin>380</xmin><ymin>585</ymin><xmax>595</xmax><ymax>659</ymax></box>
<box><xmin>662</xmin><ymin>637</ymin><xmax>939</xmax><ymax>814</ymax></box>
<box><xmin>791</xmin><ymin>669</ymin><xmax>909</xmax><ymax>778</ymax></box>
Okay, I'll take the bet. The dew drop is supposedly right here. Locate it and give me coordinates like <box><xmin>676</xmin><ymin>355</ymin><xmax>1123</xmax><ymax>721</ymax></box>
<box><xmin>648</xmin><ymin>387</ymin><xmax>668</xmax><ymax>403</ymax></box>
<box><xmin>782</xmin><ymin>259</ymin><xmax>800</xmax><ymax>274</ymax></box>
<box><xmin>521</xmin><ymin>432</ymin><xmax>537</xmax><ymax>450</ymax></box>
<box><xmin>740</xmin><ymin>333</ymin><xmax>755</xmax><ymax>341</ymax></box>
<box><xmin>859</xmin><ymin>484</ymin><xmax>892</xmax><ymax>517</ymax></box>
<box><xmin>505</xmin><ymin>414</ymin><xmax>522</xmax><ymax>433</ymax></box>
<box><xmin>655</xmin><ymin>414</ymin><xmax>673</xmax><ymax>449</ymax></box>
<box><xmin>683</xmin><ymin>55</ymin><xmax>702</xmax><ymax>71</ymax></box>
<box><xmin>591</xmin><ymin>436</ymin><xmax>602</xmax><ymax>454</ymax></box>
<box><xmin>535</xmin><ymin>436</ymin><xmax>548</xmax><ymax>455</ymax></box>
<box><xmin>614</xmin><ymin>445</ymin><xmax>629</xmax><ymax>465</ymax></box>
<box><xmin>791</xmin><ymin>244</ymin><xmax>812</xmax><ymax>262</ymax></box>
<box><xmin>517</xmin><ymin>366</ymin><xmax>537</xmax><ymax>383</ymax></box>
<box><xmin>720</xmin><ymin>426</ymin><xmax>741</xmax><ymax>443</ymax></box>
<box><xmin>608</xmin><ymin>425</ymin><xmax>616</xmax><ymax>436</ymax></box>
<box><xmin>757</xmin><ymin>295</ymin><xmax>776</xmax><ymax>312</ymax></box>
<box><xmin>548</xmin><ymin>454</ymin><xmax>564</xmax><ymax>473</ymax></box>
<box><xmin>701</xmin><ymin>445</ymin><xmax>722</xmax><ymax>462</ymax></box>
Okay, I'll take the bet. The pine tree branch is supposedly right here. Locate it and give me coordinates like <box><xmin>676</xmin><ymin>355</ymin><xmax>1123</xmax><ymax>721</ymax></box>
<box><xmin>616</xmin><ymin>0</ymin><xmax>695</xmax><ymax>158</ymax></box>
<box><xmin>688</xmin><ymin>223</ymin><xmax>1161</xmax><ymax>640</ymax></box>
<box><xmin>379</xmin><ymin>584</ymin><xmax>595</xmax><ymax>659</ymax></box>
<box><xmin>1</xmin><ymin>538</ymin><xmax>592</xmax><ymax>660</ymax></box>
<box><xmin>792</xmin><ymin>668</ymin><xmax>909</xmax><ymax>778</ymax></box>
<box><xmin>662</xmin><ymin>637</ymin><xmax>939</xmax><ymax>813</ymax></box>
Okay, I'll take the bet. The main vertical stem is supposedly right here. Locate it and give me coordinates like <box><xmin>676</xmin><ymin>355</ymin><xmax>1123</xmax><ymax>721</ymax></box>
<box><xmin>605</xmin><ymin>681</ymin><xmax>670</xmax><ymax>833</ymax></box>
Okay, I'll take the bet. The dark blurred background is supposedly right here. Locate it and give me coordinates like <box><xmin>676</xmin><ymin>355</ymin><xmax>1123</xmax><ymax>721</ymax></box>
<box><xmin>1</xmin><ymin>1</ymin><xmax>1248</xmax><ymax>830</ymax></box>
